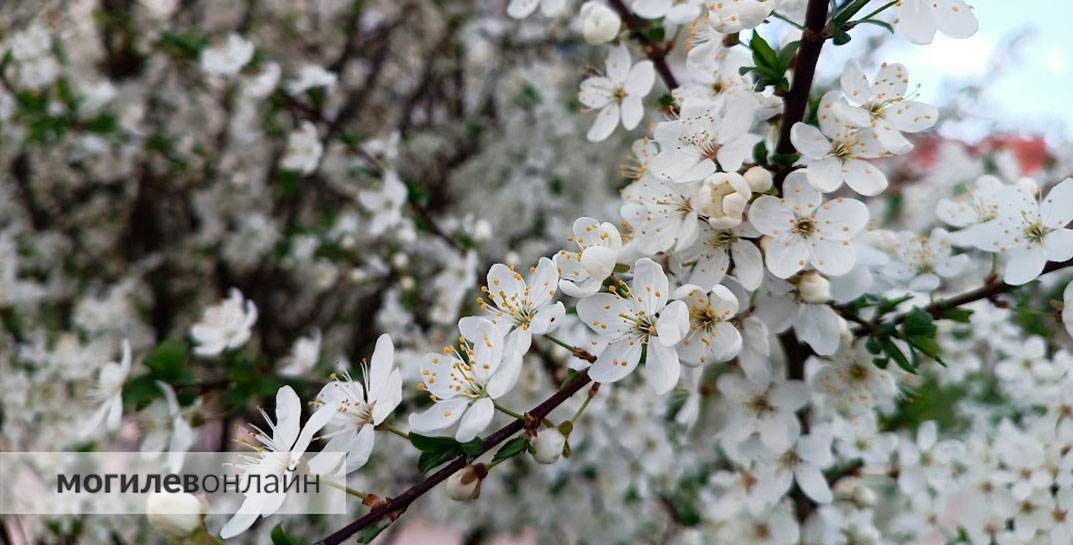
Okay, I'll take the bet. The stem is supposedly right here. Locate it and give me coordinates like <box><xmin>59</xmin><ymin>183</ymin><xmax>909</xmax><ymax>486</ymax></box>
<box><xmin>376</xmin><ymin>422</ymin><xmax>410</xmax><ymax>440</ymax></box>
<box><xmin>770</xmin><ymin>11</ymin><xmax>805</xmax><ymax>30</ymax></box>
<box><xmin>322</xmin><ymin>479</ymin><xmax>368</xmax><ymax>501</ymax></box>
<box><xmin>862</xmin><ymin>257</ymin><xmax>1073</xmax><ymax>334</ymax></box>
<box><xmin>773</xmin><ymin>0</ymin><xmax>831</xmax><ymax>191</ymax></box>
<box><xmin>571</xmin><ymin>383</ymin><xmax>599</xmax><ymax>422</ymax></box>
<box><xmin>494</xmin><ymin>402</ymin><xmax>524</xmax><ymax>420</ymax></box>
<box><xmin>856</xmin><ymin>0</ymin><xmax>898</xmax><ymax>23</ymax></box>
<box><xmin>543</xmin><ymin>334</ymin><xmax>577</xmax><ymax>352</ymax></box>
<box><xmin>313</xmin><ymin>370</ymin><xmax>594</xmax><ymax>545</ymax></box>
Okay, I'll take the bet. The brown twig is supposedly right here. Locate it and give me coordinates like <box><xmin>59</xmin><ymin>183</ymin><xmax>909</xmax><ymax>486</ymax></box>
<box><xmin>773</xmin><ymin>0</ymin><xmax>830</xmax><ymax>190</ymax></box>
<box><xmin>849</xmin><ymin>257</ymin><xmax>1073</xmax><ymax>335</ymax></box>
<box><xmin>313</xmin><ymin>361</ymin><xmax>595</xmax><ymax>545</ymax></box>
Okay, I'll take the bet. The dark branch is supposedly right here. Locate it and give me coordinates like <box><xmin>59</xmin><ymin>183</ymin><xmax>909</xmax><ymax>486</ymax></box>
<box><xmin>850</xmin><ymin>257</ymin><xmax>1073</xmax><ymax>335</ymax></box>
<box><xmin>314</xmin><ymin>365</ymin><xmax>595</xmax><ymax>545</ymax></box>
<box><xmin>773</xmin><ymin>0</ymin><xmax>830</xmax><ymax>190</ymax></box>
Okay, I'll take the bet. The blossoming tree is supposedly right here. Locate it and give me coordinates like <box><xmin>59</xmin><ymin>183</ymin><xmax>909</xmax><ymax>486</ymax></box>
<box><xmin>3</xmin><ymin>0</ymin><xmax>1073</xmax><ymax>544</ymax></box>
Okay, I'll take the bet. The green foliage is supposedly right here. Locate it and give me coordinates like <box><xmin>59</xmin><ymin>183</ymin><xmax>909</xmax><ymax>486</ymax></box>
<box><xmin>738</xmin><ymin>32</ymin><xmax>798</xmax><ymax>94</ymax></box>
<box><xmin>847</xmin><ymin>297</ymin><xmax>959</xmax><ymax>373</ymax></box>
<box><xmin>828</xmin><ymin>0</ymin><xmax>896</xmax><ymax>46</ymax></box>
<box><xmin>122</xmin><ymin>341</ymin><xmax>196</xmax><ymax>409</ymax></box>
<box><xmin>409</xmin><ymin>433</ymin><xmax>473</xmax><ymax>473</ymax></box>
<box><xmin>881</xmin><ymin>375</ymin><xmax>970</xmax><ymax>433</ymax></box>
<box><xmin>492</xmin><ymin>436</ymin><xmax>530</xmax><ymax>464</ymax></box>
<box><xmin>271</xmin><ymin>523</ymin><xmax>303</xmax><ymax>545</ymax></box>
<box><xmin>158</xmin><ymin>31</ymin><xmax>208</xmax><ymax>61</ymax></box>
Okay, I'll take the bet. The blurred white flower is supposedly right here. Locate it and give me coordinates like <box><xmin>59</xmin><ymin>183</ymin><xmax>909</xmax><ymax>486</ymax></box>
<box><xmin>895</xmin><ymin>0</ymin><xmax>978</xmax><ymax>45</ymax></box>
<box><xmin>190</xmin><ymin>288</ymin><xmax>258</xmax><ymax>357</ymax></box>
<box><xmin>146</xmin><ymin>492</ymin><xmax>204</xmax><ymax>537</ymax></box>
<box><xmin>278</xmin><ymin>330</ymin><xmax>321</xmax><ymax>377</ymax></box>
<box><xmin>280</xmin><ymin>121</ymin><xmax>323</xmax><ymax>175</ymax></box>
<box><xmin>84</xmin><ymin>339</ymin><xmax>132</xmax><ymax>435</ymax></box>
<box><xmin>200</xmin><ymin>34</ymin><xmax>254</xmax><ymax>76</ymax></box>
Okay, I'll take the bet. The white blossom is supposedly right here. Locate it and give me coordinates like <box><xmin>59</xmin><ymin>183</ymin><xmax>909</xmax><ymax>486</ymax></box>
<box><xmin>834</xmin><ymin>62</ymin><xmax>938</xmax><ymax>154</ymax></box>
<box><xmin>790</xmin><ymin>92</ymin><xmax>888</xmax><ymax>196</ymax></box>
<box><xmin>895</xmin><ymin>0</ymin><xmax>978</xmax><ymax>45</ymax></box>
<box><xmin>507</xmin><ymin>0</ymin><xmax>565</xmax><ymax>18</ymax></box>
<box><xmin>200</xmin><ymin>34</ymin><xmax>255</xmax><ymax>76</ymax></box>
<box><xmin>555</xmin><ymin>217</ymin><xmax>623</xmax><ymax>298</ymax></box>
<box><xmin>280</xmin><ymin>121</ymin><xmax>324</xmax><ymax>175</ymax></box>
<box><xmin>651</xmin><ymin>96</ymin><xmax>760</xmax><ymax>182</ymax></box>
<box><xmin>578</xmin><ymin>44</ymin><xmax>655</xmax><ymax>142</ymax></box>
<box><xmin>313</xmin><ymin>334</ymin><xmax>402</xmax><ymax>473</ymax></box>
<box><xmin>84</xmin><ymin>339</ymin><xmax>132</xmax><ymax>435</ymax></box>
<box><xmin>958</xmin><ymin>178</ymin><xmax>1073</xmax><ymax>285</ymax></box>
<box><xmin>577</xmin><ymin>258</ymin><xmax>690</xmax><ymax>393</ymax></box>
<box><xmin>717</xmin><ymin>372</ymin><xmax>810</xmax><ymax>451</ymax></box>
<box><xmin>749</xmin><ymin>172</ymin><xmax>870</xmax><ymax>278</ymax></box>
<box><xmin>409</xmin><ymin>318</ymin><xmax>522</xmax><ymax>441</ymax></box>
<box><xmin>220</xmin><ymin>386</ymin><xmax>337</xmax><ymax>538</ymax></box>
<box><xmin>674</xmin><ymin>284</ymin><xmax>743</xmax><ymax>365</ymax></box>
<box><xmin>190</xmin><ymin>288</ymin><xmax>258</xmax><ymax>357</ymax></box>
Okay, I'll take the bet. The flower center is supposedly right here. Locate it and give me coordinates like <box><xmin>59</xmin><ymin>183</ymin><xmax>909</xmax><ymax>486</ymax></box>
<box><xmin>792</xmin><ymin>217</ymin><xmax>817</xmax><ymax>237</ymax></box>
<box><xmin>1024</xmin><ymin>222</ymin><xmax>1050</xmax><ymax>245</ymax></box>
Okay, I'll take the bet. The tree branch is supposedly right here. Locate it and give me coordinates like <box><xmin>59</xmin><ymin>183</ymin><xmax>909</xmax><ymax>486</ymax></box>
<box><xmin>314</xmin><ymin>363</ymin><xmax>595</xmax><ymax>545</ymax></box>
<box><xmin>606</xmin><ymin>0</ymin><xmax>679</xmax><ymax>90</ymax></box>
<box><xmin>851</xmin><ymin>257</ymin><xmax>1073</xmax><ymax>335</ymax></box>
<box><xmin>773</xmin><ymin>0</ymin><xmax>830</xmax><ymax>190</ymax></box>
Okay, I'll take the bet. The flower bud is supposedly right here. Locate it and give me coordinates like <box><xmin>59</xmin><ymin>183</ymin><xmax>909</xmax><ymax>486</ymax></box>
<box><xmin>743</xmin><ymin>166</ymin><xmax>773</xmax><ymax>193</ymax></box>
<box><xmin>693</xmin><ymin>173</ymin><xmax>751</xmax><ymax>228</ymax></box>
<box><xmin>851</xmin><ymin>482</ymin><xmax>878</xmax><ymax>508</ymax></box>
<box><xmin>446</xmin><ymin>463</ymin><xmax>486</xmax><ymax>501</ymax></box>
<box><xmin>579</xmin><ymin>2</ymin><xmax>621</xmax><ymax>45</ymax></box>
<box><xmin>145</xmin><ymin>492</ymin><xmax>204</xmax><ymax>537</ymax></box>
<box><xmin>532</xmin><ymin>427</ymin><xmax>567</xmax><ymax>464</ymax></box>
<box><xmin>797</xmin><ymin>271</ymin><xmax>831</xmax><ymax>304</ymax></box>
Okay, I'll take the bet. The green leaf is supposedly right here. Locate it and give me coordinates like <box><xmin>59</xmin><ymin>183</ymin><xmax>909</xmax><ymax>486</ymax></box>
<box><xmin>879</xmin><ymin>337</ymin><xmax>915</xmax><ymax>374</ymax></box>
<box><xmin>750</xmin><ymin>32</ymin><xmax>779</xmax><ymax>69</ymax></box>
<box><xmin>941</xmin><ymin>308</ymin><xmax>973</xmax><ymax>323</ymax></box>
<box><xmin>875</xmin><ymin>294</ymin><xmax>914</xmax><ymax>316</ymax></box>
<box><xmin>853</xmin><ymin>18</ymin><xmax>895</xmax><ymax>33</ymax></box>
<box><xmin>271</xmin><ymin>523</ymin><xmax>302</xmax><ymax>545</ymax></box>
<box><xmin>643</xmin><ymin>26</ymin><xmax>666</xmax><ymax>43</ymax></box>
<box><xmin>418</xmin><ymin>449</ymin><xmax>460</xmax><ymax>474</ymax></box>
<box><xmin>460</xmin><ymin>438</ymin><xmax>485</xmax><ymax>457</ymax></box>
<box><xmin>901</xmin><ymin>308</ymin><xmax>936</xmax><ymax>338</ymax></box>
<box><xmin>144</xmin><ymin>341</ymin><xmax>189</xmax><ymax>381</ymax></box>
<box><xmin>777</xmin><ymin>41</ymin><xmax>800</xmax><ymax>69</ymax></box>
<box><xmin>409</xmin><ymin>433</ymin><xmax>462</xmax><ymax>454</ymax></box>
<box><xmin>770</xmin><ymin>153</ymin><xmax>799</xmax><ymax>167</ymax></box>
<box><xmin>492</xmin><ymin>437</ymin><xmax>530</xmax><ymax>464</ymax></box>
<box><xmin>359</xmin><ymin>523</ymin><xmax>390</xmax><ymax>544</ymax></box>
<box><xmin>864</xmin><ymin>336</ymin><xmax>882</xmax><ymax>355</ymax></box>
<box><xmin>752</xmin><ymin>140</ymin><xmax>769</xmax><ymax>165</ymax></box>
<box><xmin>907</xmin><ymin>335</ymin><xmax>945</xmax><ymax>366</ymax></box>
